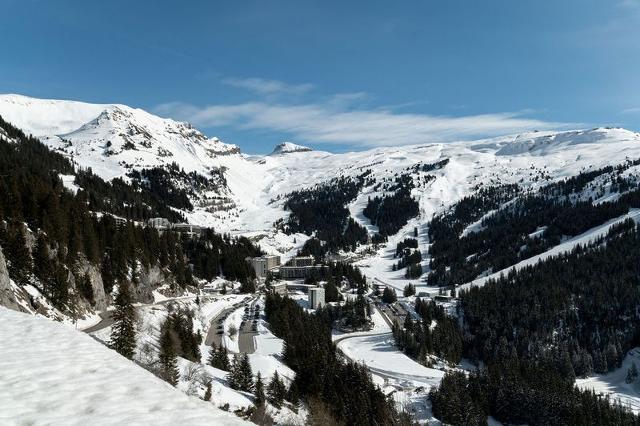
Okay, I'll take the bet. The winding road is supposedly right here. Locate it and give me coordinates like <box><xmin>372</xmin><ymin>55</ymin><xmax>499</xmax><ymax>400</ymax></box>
<box><xmin>82</xmin><ymin>297</ymin><xmax>193</xmax><ymax>334</ymax></box>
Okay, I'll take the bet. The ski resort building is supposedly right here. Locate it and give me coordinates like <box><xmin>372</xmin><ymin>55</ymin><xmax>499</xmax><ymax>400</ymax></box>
<box><xmin>148</xmin><ymin>217</ymin><xmax>171</xmax><ymax>229</ymax></box>
<box><xmin>247</xmin><ymin>255</ymin><xmax>281</xmax><ymax>278</ymax></box>
<box><xmin>269</xmin><ymin>282</ymin><xmax>288</xmax><ymax>296</ymax></box>
<box><xmin>289</xmin><ymin>255</ymin><xmax>314</xmax><ymax>267</ymax></box>
<box><xmin>277</xmin><ymin>255</ymin><xmax>324</xmax><ymax>279</ymax></box>
<box><xmin>146</xmin><ymin>218</ymin><xmax>204</xmax><ymax>238</ymax></box>
<box><xmin>172</xmin><ymin>223</ymin><xmax>204</xmax><ymax>238</ymax></box>
<box><xmin>309</xmin><ymin>287</ymin><xmax>325</xmax><ymax>309</ymax></box>
<box><xmin>279</xmin><ymin>265</ymin><xmax>326</xmax><ymax>279</ymax></box>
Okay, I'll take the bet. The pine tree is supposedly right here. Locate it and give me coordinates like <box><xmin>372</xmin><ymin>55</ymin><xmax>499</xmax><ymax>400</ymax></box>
<box><xmin>33</xmin><ymin>233</ymin><xmax>52</xmax><ymax>282</ymax></box>
<box><xmin>49</xmin><ymin>265</ymin><xmax>70</xmax><ymax>308</ymax></box>
<box><xmin>626</xmin><ymin>361</ymin><xmax>639</xmax><ymax>384</ymax></box>
<box><xmin>109</xmin><ymin>283</ymin><xmax>136</xmax><ymax>359</ymax></box>
<box><xmin>267</xmin><ymin>371</ymin><xmax>286</xmax><ymax>409</ymax></box>
<box><xmin>403</xmin><ymin>283</ymin><xmax>415</xmax><ymax>297</ymax></box>
<box><xmin>254</xmin><ymin>372</ymin><xmax>266</xmax><ymax>406</ymax></box>
<box><xmin>6</xmin><ymin>223</ymin><xmax>32</xmax><ymax>285</ymax></box>
<box><xmin>382</xmin><ymin>287</ymin><xmax>397</xmax><ymax>304</ymax></box>
<box><xmin>325</xmin><ymin>277</ymin><xmax>341</xmax><ymax>303</ymax></box>
<box><xmin>227</xmin><ymin>355</ymin><xmax>241</xmax><ymax>390</ymax></box>
<box><xmin>239</xmin><ymin>353</ymin><xmax>254</xmax><ymax>392</ymax></box>
<box><xmin>209</xmin><ymin>343</ymin><xmax>230</xmax><ymax>371</ymax></box>
<box><xmin>204</xmin><ymin>380</ymin><xmax>212</xmax><ymax>401</ymax></box>
<box><xmin>159</xmin><ymin>320</ymin><xmax>179</xmax><ymax>386</ymax></box>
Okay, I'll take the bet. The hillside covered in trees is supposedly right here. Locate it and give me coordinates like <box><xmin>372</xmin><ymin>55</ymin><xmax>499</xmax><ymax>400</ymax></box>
<box><xmin>0</xmin><ymin>115</ymin><xmax>259</xmax><ymax>314</ymax></box>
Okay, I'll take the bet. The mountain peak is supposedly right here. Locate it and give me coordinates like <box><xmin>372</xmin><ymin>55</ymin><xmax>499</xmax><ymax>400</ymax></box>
<box><xmin>270</xmin><ymin>142</ymin><xmax>312</xmax><ymax>155</ymax></box>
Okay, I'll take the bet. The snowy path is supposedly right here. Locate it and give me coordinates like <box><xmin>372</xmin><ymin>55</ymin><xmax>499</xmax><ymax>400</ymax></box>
<box><xmin>335</xmin><ymin>306</ymin><xmax>444</xmax><ymax>390</ymax></box>
<box><xmin>82</xmin><ymin>295</ymin><xmax>200</xmax><ymax>334</ymax></box>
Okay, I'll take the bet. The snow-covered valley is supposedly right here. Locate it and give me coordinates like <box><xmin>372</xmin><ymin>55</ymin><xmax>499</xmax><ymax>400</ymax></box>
<box><xmin>2</xmin><ymin>94</ymin><xmax>640</xmax><ymax>424</ymax></box>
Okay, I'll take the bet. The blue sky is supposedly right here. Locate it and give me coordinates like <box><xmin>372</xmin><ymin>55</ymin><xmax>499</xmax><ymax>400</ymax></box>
<box><xmin>1</xmin><ymin>0</ymin><xmax>640</xmax><ymax>153</ymax></box>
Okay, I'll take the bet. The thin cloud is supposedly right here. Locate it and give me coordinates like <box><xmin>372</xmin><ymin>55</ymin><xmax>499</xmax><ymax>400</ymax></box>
<box><xmin>622</xmin><ymin>107</ymin><xmax>640</xmax><ymax>114</ymax></box>
<box><xmin>155</xmin><ymin>98</ymin><xmax>572</xmax><ymax>148</ymax></box>
<box><xmin>222</xmin><ymin>77</ymin><xmax>314</xmax><ymax>96</ymax></box>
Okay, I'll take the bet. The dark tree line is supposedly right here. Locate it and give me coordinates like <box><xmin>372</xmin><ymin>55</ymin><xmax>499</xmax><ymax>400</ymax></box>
<box><xmin>279</xmin><ymin>174</ymin><xmax>370</xmax><ymax>254</ymax></box>
<box><xmin>363</xmin><ymin>173</ymin><xmax>420</xmax><ymax>237</ymax></box>
<box><xmin>127</xmin><ymin>164</ymin><xmax>227</xmax><ymax>212</ymax></box>
<box><xmin>163</xmin><ymin>306</ymin><xmax>202</xmax><ymax>362</ymax></box>
<box><xmin>324</xmin><ymin>295</ymin><xmax>371</xmax><ymax>330</ymax></box>
<box><xmin>393</xmin><ymin>239</ymin><xmax>422</xmax><ymax>278</ymax></box>
<box><xmin>410</xmin><ymin>158</ymin><xmax>449</xmax><ymax>173</ymax></box>
<box><xmin>391</xmin><ymin>298</ymin><xmax>462</xmax><ymax>364</ymax></box>
<box><xmin>430</xmin><ymin>364</ymin><xmax>640</xmax><ymax>426</ymax></box>
<box><xmin>460</xmin><ymin>220</ymin><xmax>640</xmax><ymax>378</ymax></box>
<box><xmin>264</xmin><ymin>293</ymin><xmax>403</xmax><ymax>425</ymax></box>
<box><xmin>302</xmin><ymin>260</ymin><xmax>368</xmax><ymax>294</ymax></box>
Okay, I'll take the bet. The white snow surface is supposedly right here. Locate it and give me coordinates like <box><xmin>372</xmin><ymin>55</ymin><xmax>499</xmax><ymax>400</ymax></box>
<box><xmin>0</xmin><ymin>306</ymin><xmax>248</xmax><ymax>426</ymax></box>
<box><xmin>576</xmin><ymin>347</ymin><xmax>640</xmax><ymax>414</ymax></box>
<box><xmin>270</xmin><ymin>141</ymin><xmax>313</xmax><ymax>155</ymax></box>
<box><xmin>4</xmin><ymin>95</ymin><xmax>640</xmax><ymax>242</ymax></box>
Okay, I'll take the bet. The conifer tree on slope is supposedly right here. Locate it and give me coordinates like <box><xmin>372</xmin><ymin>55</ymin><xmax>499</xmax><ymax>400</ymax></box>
<box><xmin>254</xmin><ymin>372</ymin><xmax>266</xmax><ymax>406</ymax></box>
<box><xmin>6</xmin><ymin>223</ymin><xmax>32</xmax><ymax>285</ymax></box>
<box><xmin>228</xmin><ymin>353</ymin><xmax>253</xmax><ymax>392</ymax></box>
<box><xmin>267</xmin><ymin>371</ymin><xmax>286</xmax><ymax>409</ymax></box>
<box><xmin>109</xmin><ymin>282</ymin><xmax>136</xmax><ymax>359</ymax></box>
<box><xmin>239</xmin><ymin>353</ymin><xmax>254</xmax><ymax>392</ymax></box>
<box><xmin>203</xmin><ymin>381</ymin><xmax>212</xmax><ymax>401</ymax></box>
<box><xmin>208</xmin><ymin>343</ymin><xmax>230</xmax><ymax>371</ymax></box>
<box><xmin>159</xmin><ymin>320</ymin><xmax>180</xmax><ymax>386</ymax></box>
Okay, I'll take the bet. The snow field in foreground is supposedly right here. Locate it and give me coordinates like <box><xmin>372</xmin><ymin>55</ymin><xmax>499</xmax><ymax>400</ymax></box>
<box><xmin>0</xmin><ymin>306</ymin><xmax>248</xmax><ymax>426</ymax></box>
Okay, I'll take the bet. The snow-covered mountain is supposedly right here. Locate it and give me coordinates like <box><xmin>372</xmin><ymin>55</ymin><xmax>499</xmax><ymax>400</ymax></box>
<box><xmin>3</xmin><ymin>94</ymin><xmax>640</xmax><ymax>423</ymax></box>
<box><xmin>270</xmin><ymin>141</ymin><xmax>313</xmax><ymax>155</ymax></box>
<box><xmin>1</xmin><ymin>94</ymin><xmax>640</xmax><ymax>249</ymax></box>
<box><xmin>0</xmin><ymin>94</ymin><xmax>239</xmax><ymax>180</ymax></box>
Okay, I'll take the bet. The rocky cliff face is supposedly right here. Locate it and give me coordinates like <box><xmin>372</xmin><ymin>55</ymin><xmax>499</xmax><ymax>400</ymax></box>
<box><xmin>73</xmin><ymin>260</ymin><xmax>109</xmax><ymax>311</ymax></box>
<box><xmin>0</xmin><ymin>246</ymin><xmax>21</xmax><ymax>312</ymax></box>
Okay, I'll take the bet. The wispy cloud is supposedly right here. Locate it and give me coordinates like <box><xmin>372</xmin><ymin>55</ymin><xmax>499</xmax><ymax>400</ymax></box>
<box><xmin>618</xmin><ymin>0</ymin><xmax>640</xmax><ymax>9</ymax></box>
<box><xmin>622</xmin><ymin>107</ymin><xmax>640</xmax><ymax>114</ymax></box>
<box><xmin>156</xmin><ymin>97</ymin><xmax>572</xmax><ymax>148</ymax></box>
<box><xmin>222</xmin><ymin>77</ymin><xmax>314</xmax><ymax>96</ymax></box>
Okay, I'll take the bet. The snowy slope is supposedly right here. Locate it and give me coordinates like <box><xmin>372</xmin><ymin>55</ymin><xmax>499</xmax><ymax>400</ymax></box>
<box><xmin>2</xmin><ymin>94</ymin><xmax>640</xmax><ymax>256</ymax></box>
<box><xmin>459</xmin><ymin>209</ymin><xmax>640</xmax><ymax>291</ymax></box>
<box><xmin>576</xmin><ymin>347</ymin><xmax>640</xmax><ymax>414</ymax></box>
<box><xmin>0</xmin><ymin>306</ymin><xmax>248</xmax><ymax>426</ymax></box>
<box><xmin>270</xmin><ymin>141</ymin><xmax>313</xmax><ymax>155</ymax></box>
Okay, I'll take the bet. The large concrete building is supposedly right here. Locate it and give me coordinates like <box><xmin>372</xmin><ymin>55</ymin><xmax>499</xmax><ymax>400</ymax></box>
<box><xmin>289</xmin><ymin>256</ymin><xmax>314</xmax><ymax>267</ymax></box>
<box><xmin>269</xmin><ymin>282</ymin><xmax>288</xmax><ymax>296</ymax></box>
<box><xmin>278</xmin><ymin>255</ymin><xmax>323</xmax><ymax>279</ymax></box>
<box><xmin>146</xmin><ymin>218</ymin><xmax>204</xmax><ymax>238</ymax></box>
<box><xmin>309</xmin><ymin>287</ymin><xmax>325</xmax><ymax>310</ymax></box>
<box><xmin>247</xmin><ymin>255</ymin><xmax>281</xmax><ymax>278</ymax></box>
<box><xmin>279</xmin><ymin>265</ymin><xmax>326</xmax><ymax>279</ymax></box>
<box><xmin>148</xmin><ymin>217</ymin><xmax>171</xmax><ymax>229</ymax></box>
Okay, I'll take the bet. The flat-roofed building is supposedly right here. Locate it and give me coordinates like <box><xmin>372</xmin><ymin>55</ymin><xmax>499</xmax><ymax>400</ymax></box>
<box><xmin>148</xmin><ymin>217</ymin><xmax>171</xmax><ymax>229</ymax></box>
<box><xmin>309</xmin><ymin>287</ymin><xmax>325</xmax><ymax>309</ymax></box>
<box><xmin>172</xmin><ymin>223</ymin><xmax>204</xmax><ymax>238</ymax></box>
<box><xmin>269</xmin><ymin>282</ymin><xmax>287</xmax><ymax>296</ymax></box>
<box><xmin>279</xmin><ymin>264</ymin><xmax>325</xmax><ymax>280</ymax></box>
<box><xmin>247</xmin><ymin>255</ymin><xmax>281</xmax><ymax>278</ymax></box>
<box><xmin>290</xmin><ymin>256</ymin><xmax>314</xmax><ymax>267</ymax></box>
